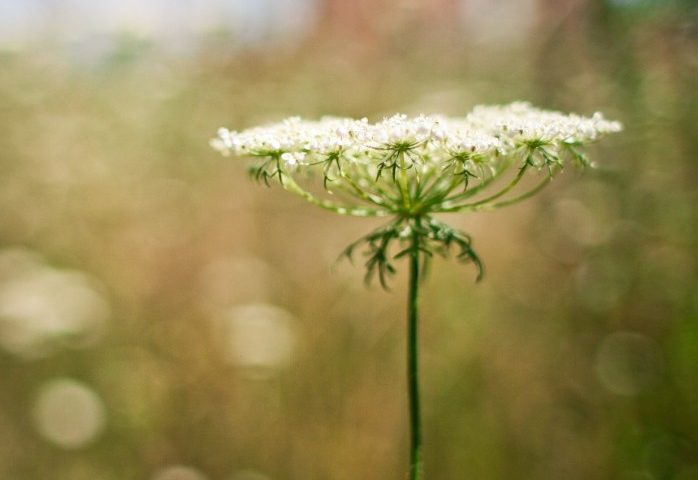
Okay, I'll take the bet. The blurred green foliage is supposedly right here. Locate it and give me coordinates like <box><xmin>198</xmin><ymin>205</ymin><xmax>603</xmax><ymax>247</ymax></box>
<box><xmin>0</xmin><ymin>1</ymin><xmax>696</xmax><ymax>479</ymax></box>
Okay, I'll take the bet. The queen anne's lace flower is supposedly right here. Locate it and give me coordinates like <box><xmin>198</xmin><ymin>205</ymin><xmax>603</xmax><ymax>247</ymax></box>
<box><xmin>210</xmin><ymin>101</ymin><xmax>622</xmax><ymax>480</ymax></box>
<box><xmin>211</xmin><ymin>102</ymin><xmax>621</xmax><ymax>220</ymax></box>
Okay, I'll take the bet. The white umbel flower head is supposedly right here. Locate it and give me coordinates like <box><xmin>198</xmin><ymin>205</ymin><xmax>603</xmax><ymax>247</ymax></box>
<box><xmin>211</xmin><ymin>102</ymin><xmax>621</xmax><ymax>220</ymax></box>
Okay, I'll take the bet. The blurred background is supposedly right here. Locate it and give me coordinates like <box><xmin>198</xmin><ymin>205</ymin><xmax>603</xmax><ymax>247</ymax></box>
<box><xmin>0</xmin><ymin>0</ymin><xmax>697</xmax><ymax>479</ymax></box>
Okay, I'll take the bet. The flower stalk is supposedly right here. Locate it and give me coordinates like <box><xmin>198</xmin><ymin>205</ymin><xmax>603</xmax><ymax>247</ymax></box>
<box><xmin>407</xmin><ymin>216</ymin><xmax>423</xmax><ymax>480</ymax></box>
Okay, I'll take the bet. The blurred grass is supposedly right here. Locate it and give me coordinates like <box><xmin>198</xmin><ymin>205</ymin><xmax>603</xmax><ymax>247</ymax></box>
<box><xmin>0</xmin><ymin>1</ymin><xmax>697</xmax><ymax>479</ymax></box>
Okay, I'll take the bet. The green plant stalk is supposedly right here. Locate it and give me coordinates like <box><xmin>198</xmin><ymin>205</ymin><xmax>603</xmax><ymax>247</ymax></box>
<box><xmin>407</xmin><ymin>219</ymin><xmax>423</xmax><ymax>480</ymax></box>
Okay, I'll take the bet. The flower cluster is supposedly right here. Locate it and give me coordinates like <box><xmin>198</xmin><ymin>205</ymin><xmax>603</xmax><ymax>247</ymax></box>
<box><xmin>467</xmin><ymin>102</ymin><xmax>621</xmax><ymax>142</ymax></box>
<box><xmin>211</xmin><ymin>102</ymin><xmax>620</xmax><ymax>219</ymax></box>
<box><xmin>212</xmin><ymin>103</ymin><xmax>620</xmax><ymax>282</ymax></box>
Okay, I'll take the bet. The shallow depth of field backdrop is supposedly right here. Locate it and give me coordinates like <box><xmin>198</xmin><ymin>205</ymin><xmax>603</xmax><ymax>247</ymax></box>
<box><xmin>0</xmin><ymin>1</ymin><xmax>697</xmax><ymax>479</ymax></box>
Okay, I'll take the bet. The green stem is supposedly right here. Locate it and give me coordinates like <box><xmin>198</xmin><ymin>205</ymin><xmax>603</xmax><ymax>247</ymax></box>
<box><xmin>407</xmin><ymin>221</ymin><xmax>423</xmax><ymax>480</ymax></box>
<box><xmin>280</xmin><ymin>170</ymin><xmax>390</xmax><ymax>217</ymax></box>
<box><xmin>399</xmin><ymin>152</ymin><xmax>412</xmax><ymax>210</ymax></box>
<box><xmin>435</xmin><ymin>169</ymin><xmax>554</xmax><ymax>213</ymax></box>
